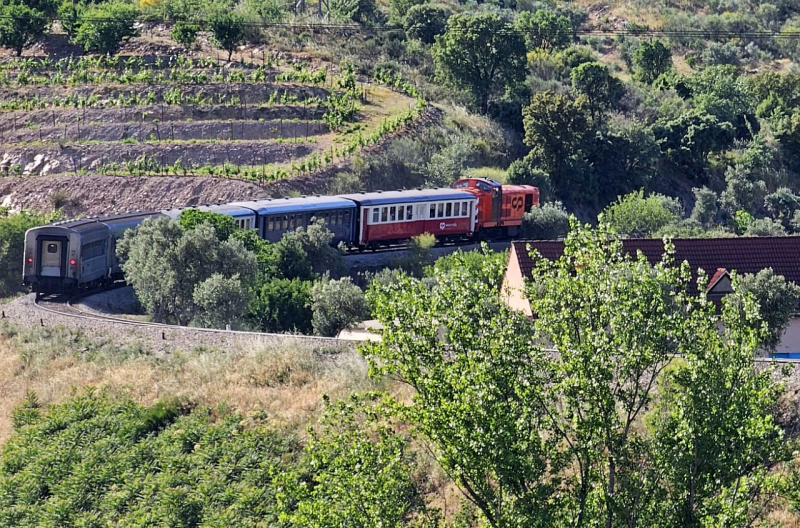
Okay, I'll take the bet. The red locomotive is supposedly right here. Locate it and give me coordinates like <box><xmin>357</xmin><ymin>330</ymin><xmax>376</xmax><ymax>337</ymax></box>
<box><xmin>453</xmin><ymin>178</ymin><xmax>540</xmax><ymax>237</ymax></box>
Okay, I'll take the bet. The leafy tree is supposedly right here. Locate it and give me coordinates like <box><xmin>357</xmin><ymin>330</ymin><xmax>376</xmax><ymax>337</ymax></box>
<box><xmin>117</xmin><ymin>218</ymin><xmax>256</xmax><ymax>325</ymax></box>
<box><xmin>507</xmin><ymin>154</ymin><xmax>552</xmax><ymax>200</ymax></box>
<box><xmin>590</xmin><ymin>120</ymin><xmax>660</xmax><ymax>204</ymax></box>
<box><xmin>393</xmin><ymin>232</ymin><xmax>435</xmax><ymax>277</ymax></box>
<box><xmin>365</xmin><ymin>222</ymin><xmax>790</xmax><ymax>528</ymax></box>
<box><xmin>733</xmin><ymin>269</ymin><xmax>800</xmax><ymax>351</ymax></box>
<box><xmin>244</xmin><ymin>0</ymin><xmax>288</xmax><ymax>23</ymax></box>
<box><xmin>250</xmin><ymin>277</ymin><xmax>313</xmax><ymax>333</ymax></box>
<box><xmin>388</xmin><ymin>0</ymin><xmax>422</xmax><ymax>24</ymax></box>
<box><xmin>329</xmin><ymin>0</ymin><xmax>377</xmax><ymax>24</ymax></box>
<box><xmin>521</xmin><ymin>201</ymin><xmax>570</xmax><ymax>239</ymax></box>
<box><xmin>633</xmin><ymin>39</ymin><xmax>672</xmax><ymax>84</ymax></box>
<box><xmin>0</xmin><ymin>3</ymin><xmax>48</xmax><ymax>57</ymax></box>
<box><xmin>192</xmin><ymin>273</ymin><xmax>251</xmax><ymax>329</ymax></box>
<box><xmin>170</xmin><ymin>20</ymin><xmax>199</xmax><ymax>49</ymax></box>
<box><xmin>209</xmin><ymin>10</ymin><xmax>245</xmax><ymax>61</ymax></box>
<box><xmin>719</xmin><ymin>163</ymin><xmax>767</xmax><ymax>215</ymax></box>
<box><xmin>273</xmin><ymin>219</ymin><xmax>344</xmax><ymax>280</ymax></box>
<box><xmin>178</xmin><ymin>209</ymin><xmax>238</xmax><ymax>241</ymax></box>
<box><xmin>653</xmin><ymin>109</ymin><xmax>735</xmax><ymax>171</ymax></box>
<box><xmin>743</xmin><ymin>216</ymin><xmax>787</xmax><ymax>237</ymax></box>
<box><xmin>403</xmin><ymin>4</ymin><xmax>448</xmax><ymax>45</ymax></box>
<box><xmin>310</xmin><ymin>277</ymin><xmax>367</xmax><ymax>336</ymax></box>
<box><xmin>690</xmin><ymin>186</ymin><xmax>718</xmax><ymax>227</ymax></box>
<box><xmin>425</xmin><ymin>244</ymin><xmax>507</xmax><ymax>290</ymax></box>
<box><xmin>602</xmin><ymin>189</ymin><xmax>682</xmax><ymax>237</ymax></box>
<box><xmin>515</xmin><ymin>9</ymin><xmax>571</xmax><ymax>52</ymax></box>
<box><xmin>72</xmin><ymin>1</ymin><xmax>139</xmax><ymax>54</ymax></box>
<box><xmin>522</xmin><ymin>91</ymin><xmax>593</xmax><ymax>196</ymax></box>
<box><xmin>570</xmin><ymin>61</ymin><xmax>622</xmax><ymax>119</ymax></box>
<box><xmin>0</xmin><ymin>209</ymin><xmax>53</xmax><ymax>297</ymax></box>
<box><xmin>433</xmin><ymin>13</ymin><xmax>526</xmax><ymax>113</ymax></box>
<box><xmin>283</xmin><ymin>395</ymin><xmax>426</xmax><ymax>527</ymax></box>
<box><xmin>765</xmin><ymin>186</ymin><xmax>800</xmax><ymax>225</ymax></box>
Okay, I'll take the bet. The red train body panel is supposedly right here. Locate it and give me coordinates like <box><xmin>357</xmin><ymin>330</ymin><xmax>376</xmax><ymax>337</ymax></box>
<box><xmin>453</xmin><ymin>178</ymin><xmax>540</xmax><ymax>236</ymax></box>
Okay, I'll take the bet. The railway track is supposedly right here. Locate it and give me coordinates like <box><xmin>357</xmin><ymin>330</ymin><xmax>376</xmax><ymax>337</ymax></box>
<box><xmin>32</xmin><ymin>285</ymin><xmax>361</xmax><ymax>344</ymax></box>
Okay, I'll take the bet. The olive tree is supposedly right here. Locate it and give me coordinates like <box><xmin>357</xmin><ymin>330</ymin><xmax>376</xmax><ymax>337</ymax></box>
<box><xmin>602</xmin><ymin>189</ymin><xmax>682</xmax><ymax>237</ymax></box>
<box><xmin>209</xmin><ymin>11</ymin><xmax>245</xmax><ymax>61</ymax></box>
<box><xmin>515</xmin><ymin>9</ymin><xmax>571</xmax><ymax>52</ymax></box>
<box><xmin>117</xmin><ymin>218</ymin><xmax>256</xmax><ymax>326</ymax></box>
<box><xmin>310</xmin><ymin>277</ymin><xmax>366</xmax><ymax>337</ymax></box>
<box><xmin>72</xmin><ymin>1</ymin><xmax>138</xmax><ymax>54</ymax></box>
<box><xmin>633</xmin><ymin>39</ymin><xmax>672</xmax><ymax>84</ymax></box>
<box><xmin>433</xmin><ymin>13</ymin><xmax>526</xmax><ymax>114</ymax></box>
<box><xmin>733</xmin><ymin>268</ymin><xmax>800</xmax><ymax>351</ymax></box>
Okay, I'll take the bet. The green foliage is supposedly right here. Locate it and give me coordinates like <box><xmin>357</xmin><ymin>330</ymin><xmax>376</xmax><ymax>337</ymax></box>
<box><xmin>116</xmin><ymin>217</ymin><xmax>256</xmax><ymax>326</ymax></box>
<box><xmin>273</xmin><ymin>219</ymin><xmax>344</xmax><ymax>281</ymax></box>
<box><xmin>732</xmin><ymin>269</ymin><xmax>800</xmax><ymax>351</ymax></box>
<box><xmin>244</xmin><ymin>0</ymin><xmax>288</xmax><ymax>23</ymax></box>
<box><xmin>506</xmin><ymin>154</ymin><xmax>552</xmax><ymax>200</ymax></box>
<box><xmin>522</xmin><ymin>201</ymin><xmax>570</xmax><ymax>239</ymax></box>
<box><xmin>570</xmin><ymin>61</ymin><xmax>623</xmax><ymax>118</ymax></box>
<box><xmin>515</xmin><ymin>9</ymin><xmax>572</xmax><ymax>52</ymax></box>
<box><xmin>425</xmin><ymin>244</ymin><xmax>507</xmax><ymax>290</ymax></box>
<box><xmin>71</xmin><ymin>1</ymin><xmax>139</xmax><ymax>54</ymax></box>
<box><xmin>250</xmin><ymin>277</ymin><xmax>313</xmax><ymax>333</ymax></box>
<box><xmin>365</xmin><ymin>222</ymin><xmax>790</xmax><ymax>528</ymax></box>
<box><xmin>690</xmin><ymin>186</ymin><xmax>718</xmax><ymax>227</ymax></box>
<box><xmin>0</xmin><ymin>3</ymin><xmax>48</xmax><ymax>57</ymax></box>
<box><xmin>603</xmin><ymin>189</ymin><xmax>682</xmax><ymax>237</ymax></box>
<box><xmin>310</xmin><ymin>277</ymin><xmax>367</xmax><ymax>337</ymax></box>
<box><xmin>720</xmin><ymin>163</ymin><xmax>768</xmax><ymax>215</ymax></box>
<box><xmin>403</xmin><ymin>4</ymin><xmax>448</xmax><ymax>45</ymax></box>
<box><xmin>743</xmin><ymin>216</ymin><xmax>787</xmax><ymax>236</ymax></box>
<box><xmin>178</xmin><ymin>209</ymin><xmax>239</xmax><ymax>241</ymax></box>
<box><xmin>0</xmin><ymin>209</ymin><xmax>54</xmax><ymax>297</ymax></box>
<box><xmin>765</xmin><ymin>186</ymin><xmax>800</xmax><ymax>225</ymax></box>
<box><xmin>209</xmin><ymin>10</ymin><xmax>246</xmax><ymax>60</ymax></box>
<box><xmin>330</xmin><ymin>0</ymin><xmax>377</xmax><ymax>24</ymax></box>
<box><xmin>170</xmin><ymin>20</ymin><xmax>199</xmax><ymax>49</ymax></box>
<box><xmin>283</xmin><ymin>394</ymin><xmax>426</xmax><ymax>527</ymax></box>
<box><xmin>192</xmin><ymin>272</ymin><xmax>251</xmax><ymax>329</ymax></box>
<box><xmin>653</xmin><ymin>109</ymin><xmax>735</xmax><ymax>171</ymax></box>
<box><xmin>433</xmin><ymin>13</ymin><xmax>526</xmax><ymax>113</ymax></box>
<box><xmin>633</xmin><ymin>39</ymin><xmax>672</xmax><ymax>84</ymax></box>
<box><xmin>392</xmin><ymin>232</ymin><xmax>436</xmax><ymax>276</ymax></box>
<box><xmin>0</xmin><ymin>391</ymin><xmax>301</xmax><ymax>527</ymax></box>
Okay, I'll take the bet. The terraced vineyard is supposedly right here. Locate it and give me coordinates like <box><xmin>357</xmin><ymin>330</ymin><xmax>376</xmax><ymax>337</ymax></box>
<box><xmin>0</xmin><ymin>52</ymin><xmax>421</xmax><ymax>187</ymax></box>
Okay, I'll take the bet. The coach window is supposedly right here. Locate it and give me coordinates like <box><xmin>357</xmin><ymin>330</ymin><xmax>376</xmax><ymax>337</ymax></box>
<box><xmin>406</xmin><ymin>205</ymin><xmax>413</xmax><ymax>220</ymax></box>
<box><xmin>267</xmin><ymin>217</ymin><xmax>274</xmax><ymax>231</ymax></box>
<box><xmin>463</xmin><ymin>201</ymin><xmax>469</xmax><ymax>216</ymax></box>
<box><xmin>381</xmin><ymin>207</ymin><xmax>388</xmax><ymax>222</ymax></box>
<box><xmin>454</xmin><ymin>202</ymin><xmax>460</xmax><ymax>217</ymax></box>
<box><xmin>389</xmin><ymin>207</ymin><xmax>396</xmax><ymax>222</ymax></box>
<box><xmin>437</xmin><ymin>203</ymin><xmax>444</xmax><ymax>218</ymax></box>
<box><xmin>372</xmin><ymin>208</ymin><xmax>379</xmax><ymax>224</ymax></box>
<box><xmin>339</xmin><ymin>211</ymin><xmax>345</xmax><ymax>225</ymax></box>
<box><xmin>344</xmin><ymin>211</ymin><xmax>351</xmax><ymax>224</ymax></box>
<box><xmin>446</xmin><ymin>202</ymin><xmax>452</xmax><ymax>217</ymax></box>
<box><xmin>397</xmin><ymin>206</ymin><xmax>405</xmax><ymax>221</ymax></box>
<box><xmin>429</xmin><ymin>204</ymin><xmax>436</xmax><ymax>218</ymax></box>
<box><xmin>282</xmin><ymin>216</ymin><xmax>289</xmax><ymax>229</ymax></box>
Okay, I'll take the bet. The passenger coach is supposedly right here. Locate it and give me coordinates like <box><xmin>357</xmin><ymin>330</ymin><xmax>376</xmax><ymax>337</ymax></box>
<box><xmin>339</xmin><ymin>189</ymin><xmax>478</xmax><ymax>248</ymax></box>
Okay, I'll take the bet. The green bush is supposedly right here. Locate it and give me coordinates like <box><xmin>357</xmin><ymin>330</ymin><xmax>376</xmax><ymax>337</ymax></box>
<box><xmin>209</xmin><ymin>10</ymin><xmax>246</xmax><ymax>61</ymax></box>
<box><xmin>170</xmin><ymin>20</ymin><xmax>199</xmax><ymax>49</ymax></box>
<box><xmin>507</xmin><ymin>155</ymin><xmax>552</xmax><ymax>200</ymax></box>
<box><xmin>403</xmin><ymin>4</ymin><xmax>448</xmax><ymax>45</ymax></box>
<box><xmin>0</xmin><ymin>3</ymin><xmax>48</xmax><ymax>57</ymax></box>
<box><xmin>250</xmin><ymin>277</ymin><xmax>313</xmax><ymax>333</ymax></box>
<box><xmin>603</xmin><ymin>190</ymin><xmax>683</xmax><ymax>237</ymax></box>
<box><xmin>72</xmin><ymin>1</ymin><xmax>139</xmax><ymax>54</ymax></box>
<box><xmin>522</xmin><ymin>201</ymin><xmax>571</xmax><ymax>239</ymax></box>
<box><xmin>311</xmin><ymin>277</ymin><xmax>367</xmax><ymax>337</ymax></box>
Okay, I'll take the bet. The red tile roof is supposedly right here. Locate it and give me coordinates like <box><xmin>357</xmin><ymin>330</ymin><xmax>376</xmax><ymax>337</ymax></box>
<box><xmin>513</xmin><ymin>237</ymin><xmax>800</xmax><ymax>291</ymax></box>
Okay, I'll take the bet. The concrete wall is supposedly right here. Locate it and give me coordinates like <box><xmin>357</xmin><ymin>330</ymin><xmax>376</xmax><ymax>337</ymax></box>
<box><xmin>777</xmin><ymin>317</ymin><xmax>800</xmax><ymax>354</ymax></box>
<box><xmin>501</xmin><ymin>247</ymin><xmax>532</xmax><ymax>316</ymax></box>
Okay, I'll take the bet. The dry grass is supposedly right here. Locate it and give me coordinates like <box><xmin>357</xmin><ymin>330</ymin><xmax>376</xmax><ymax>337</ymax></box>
<box><xmin>0</xmin><ymin>323</ymin><xmax>377</xmax><ymax>443</ymax></box>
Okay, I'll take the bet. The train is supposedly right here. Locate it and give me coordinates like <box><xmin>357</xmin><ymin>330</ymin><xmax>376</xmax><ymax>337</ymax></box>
<box><xmin>23</xmin><ymin>178</ymin><xmax>539</xmax><ymax>295</ymax></box>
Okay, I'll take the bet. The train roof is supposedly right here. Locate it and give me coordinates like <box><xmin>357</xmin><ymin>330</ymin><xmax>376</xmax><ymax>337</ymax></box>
<box><xmin>230</xmin><ymin>196</ymin><xmax>357</xmax><ymax>215</ymax></box>
<box><xmin>26</xmin><ymin>218</ymin><xmax>107</xmax><ymax>236</ymax></box>
<box><xmin>161</xmin><ymin>204</ymin><xmax>257</xmax><ymax>220</ymax></box>
<box><xmin>337</xmin><ymin>189</ymin><xmax>476</xmax><ymax>206</ymax></box>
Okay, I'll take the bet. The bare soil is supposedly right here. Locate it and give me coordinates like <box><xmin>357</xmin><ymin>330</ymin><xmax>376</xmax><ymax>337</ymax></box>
<box><xmin>0</xmin><ymin>174</ymin><xmax>270</xmax><ymax>214</ymax></box>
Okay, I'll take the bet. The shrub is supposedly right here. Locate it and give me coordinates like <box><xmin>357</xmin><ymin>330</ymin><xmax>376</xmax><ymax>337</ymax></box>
<box><xmin>72</xmin><ymin>1</ymin><xmax>139</xmax><ymax>54</ymax></box>
<box><xmin>0</xmin><ymin>209</ymin><xmax>54</xmax><ymax>297</ymax></box>
<box><xmin>731</xmin><ymin>269</ymin><xmax>800</xmax><ymax>351</ymax></box>
<box><xmin>170</xmin><ymin>21</ymin><xmax>199</xmax><ymax>49</ymax></box>
<box><xmin>633</xmin><ymin>39</ymin><xmax>672</xmax><ymax>84</ymax></box>
<box><xmin>522</xmin><ymin>201</ymin><xmax>570</xmax><ymax>239</ymax></box>
<box><xmin>403</xmin><ymin>4</ymin><xmax>448</xmax><ymax>45</ymax></box>
<box><xmin>515</xmin><ymin>10</ymin><xmax>572</xmax><ymax>52</ymax></box>
<box><xmin>690</xmin><ymin>186</ymin><xmax>718</xmax><ymax>227</ymax></box>
<box><xmin>244</xmin><ymin>0</ymin><xmax>288</xmax><ymax>24</ymax></box>
<box><xmin>250</xmin><ymin>278</ymin><xmax>313</xmax><ymax>333</ymax></box>
<box><xmin>330</xmin><ymin>0</ymin><xmax>378</xmax><ymax>24</ymax></box>
<box><xmin>764</xmin><ymin>187</ymin><xmax>800</xmax><ymax>224</ymax></box>
<box><xmin>178</xmin><ymin>209</ymin><xmax>238</xmax><ymax>241</ymax></box>
<box><xmin>310</xmin><ymin>277</ymin><xmax>367</xmax><ymax>337</ymax></box>
<box><xmin>209</xmin><ymin>10</ymin><xmax>245</xmax><ymax>60</ymax></box>
<box><xmin>602</xmin><ymin>190</ymin><xmax>682</xmax><ymax>237</ymax></box>
<box><xmin>192</xmin><ymin>273</ymin><xmax>251</xmax><ymax>329</ymax></box>
<box><xmin>0</xmin><ymin>3</ymin><xmax>48</xmax><ymax>57</ymax></box>
<box><xmin>743</xmin><ymin>217</ymin><xmax>787</xmax><ymax>237</ymax></box>
<box><xmin>507</xmin><ymin>155</ymin><xmax>552</xmax><ymax>200</ymax></box>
